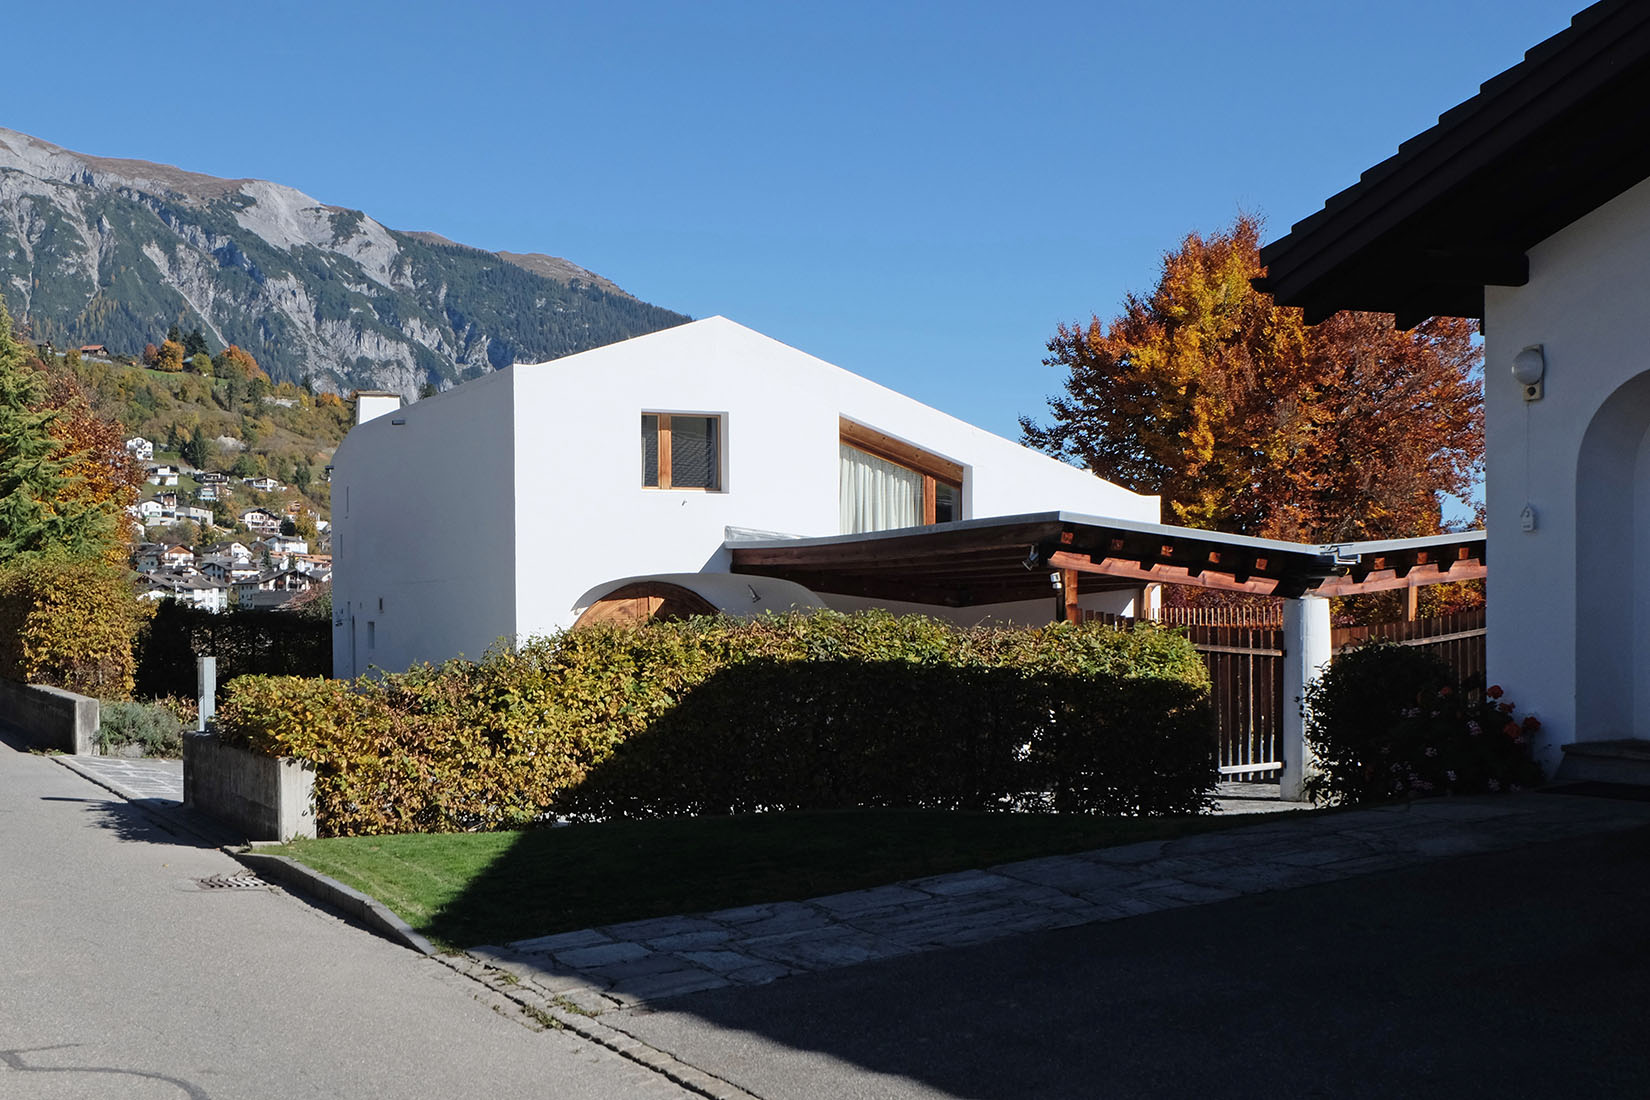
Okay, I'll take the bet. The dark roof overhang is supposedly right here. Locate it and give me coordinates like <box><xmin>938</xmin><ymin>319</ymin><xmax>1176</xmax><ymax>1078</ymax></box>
<box><xmin>1253</xmin><ymin>0</ymin><xmax>1650</xmax><ymax>327</ymax></box>
<box><xmin>726</xmin><ymin>514</ymin><xmax>1485</xmax><ymax>605</ymax></box>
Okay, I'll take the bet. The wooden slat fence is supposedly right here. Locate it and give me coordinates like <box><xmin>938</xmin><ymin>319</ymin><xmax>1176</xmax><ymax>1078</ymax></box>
<box><xmin>1331</xmin><ymin>607</ymin><xmax>1487</xmax><ymax>685</ymax></box>
<box><xmin>1158</xmin><ymin>604</ymin><xmax>1284</xmax><ymax>628</ymax></box>
<box><xmin>1075</xmin><ymin>605</ymin><xmax>1486</xmax><ymax>783</ymax></box>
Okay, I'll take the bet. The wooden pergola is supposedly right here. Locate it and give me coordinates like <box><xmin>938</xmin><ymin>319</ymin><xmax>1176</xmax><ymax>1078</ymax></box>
<box><xmin>726</xmin><ymin>512</ymin><xmax>1485</xmax><ymax>619</ymax></box>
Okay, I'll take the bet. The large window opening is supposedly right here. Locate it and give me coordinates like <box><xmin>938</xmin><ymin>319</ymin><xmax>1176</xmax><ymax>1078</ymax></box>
<box><xmin>643</xmin><ymin>413</ymin><xmax>722</xmax><ymax>490</ymax></box>
<box><xmin>839</xmin><ymin>418</ymin><xmax>963</xmax><ymax>534</ymax></box>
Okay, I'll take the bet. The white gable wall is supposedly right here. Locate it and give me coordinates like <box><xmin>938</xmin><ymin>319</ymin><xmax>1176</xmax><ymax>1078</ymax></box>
<box><xmin>331</xmin><ymin>368</ymin><xmax>517</xmax><ymax>677</ymax></box>
<box><xmin>1484</xmin><ymin>175</ymin><xmax>1650</xmax><ymax>768</ymax></box>
<box><xmin>510</xmin><ymin>317</ymin><xmax>1157</xmax><ymax>640</ymax></box>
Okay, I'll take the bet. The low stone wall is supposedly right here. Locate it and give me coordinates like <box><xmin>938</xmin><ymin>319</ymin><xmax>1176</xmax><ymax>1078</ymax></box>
<box><xmin>183</xmin><ymin>732</ymin><xmax>316</xmax><ymax>841</ymax></box>
<box><xmin>0</xmin><ymin>678</ymin><xmax>98</xmax><ymax>754</ymax></box>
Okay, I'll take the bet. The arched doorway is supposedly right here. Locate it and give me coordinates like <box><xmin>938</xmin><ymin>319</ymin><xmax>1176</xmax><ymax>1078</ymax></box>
<box><xmin>1575</xmin><ymin>370</ymin><xmax>1650</xmax><ymax>741</ymax></box>
<box><xmin>572</xmin><ymin>581</ymin><xmax>720</xmax><ymax>628</ymax></box>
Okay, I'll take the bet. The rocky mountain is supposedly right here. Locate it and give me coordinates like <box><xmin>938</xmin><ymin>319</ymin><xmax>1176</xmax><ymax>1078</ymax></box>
<box><xmin>0</xmin><ymin>127</ymin><xmax>689</xmax><ymax>395</ymax></box>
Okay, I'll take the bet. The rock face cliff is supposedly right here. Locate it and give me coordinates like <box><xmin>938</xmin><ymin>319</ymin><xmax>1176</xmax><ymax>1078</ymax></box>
<box><xmin>0</xmin><ymin>127</ymin><xmax>688</xmax><ymax>394</ymax></box>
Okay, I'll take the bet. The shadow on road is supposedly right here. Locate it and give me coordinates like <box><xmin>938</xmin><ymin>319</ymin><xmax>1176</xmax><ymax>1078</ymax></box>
<box><xmin>600</xmin><ymin>820</ymin><xmax>1650</xmax><ymax>1099</ymax></box>
<box><xmin>64</xmin><ymin>795</ymin><xmax>228</xmax><ymax>849</ymax></box>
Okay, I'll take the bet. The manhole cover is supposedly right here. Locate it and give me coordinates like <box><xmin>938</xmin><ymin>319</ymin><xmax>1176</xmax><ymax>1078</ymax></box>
<box><xmin>194</xmin><ymin>872</ymin><xmax>269</xmax><ymax>891</ymax></box>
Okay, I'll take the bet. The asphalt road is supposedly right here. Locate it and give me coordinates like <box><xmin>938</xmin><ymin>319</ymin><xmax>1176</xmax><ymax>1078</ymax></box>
<box><xmin>0</xmin><ymin>736</ymin><xmax>689</xmax><ymax>1100</ymax></box>
<box><xmin>608</xmin><ymin>804</ymin><xmax>1650</xmax><ymax>1099</ymax></box>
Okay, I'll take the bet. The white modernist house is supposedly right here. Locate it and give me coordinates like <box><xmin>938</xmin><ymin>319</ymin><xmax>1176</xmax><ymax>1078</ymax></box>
<box><xmin>331</xmin><ymin>317</ymin><xmax>1159</xmax><ymax>678</ymax></box>
<box><xmin>1255</xmin><ymin>0</ymin><xmax>1650</xmax><ymax>773</ymax></box>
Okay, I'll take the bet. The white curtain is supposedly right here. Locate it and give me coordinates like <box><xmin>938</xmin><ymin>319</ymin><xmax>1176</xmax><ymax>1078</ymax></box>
<box><xmin>841</xmin><ymin>444</ymin><xmax>922</xmax><ymax>533</ymax></box>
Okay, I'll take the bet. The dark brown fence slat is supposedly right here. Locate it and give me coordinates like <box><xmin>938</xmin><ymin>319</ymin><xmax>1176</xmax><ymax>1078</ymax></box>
<box><xmin>1075</xmin><ymin>606</ymin><xmax>1485</xmax><ymax>787</ymax></box>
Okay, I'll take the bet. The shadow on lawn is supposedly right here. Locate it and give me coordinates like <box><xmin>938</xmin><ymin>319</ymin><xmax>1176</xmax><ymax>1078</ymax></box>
<box><xmin>423</xmin><ymin>656</ymin><xmax>1214</xmax><ymax>947</ymax></box>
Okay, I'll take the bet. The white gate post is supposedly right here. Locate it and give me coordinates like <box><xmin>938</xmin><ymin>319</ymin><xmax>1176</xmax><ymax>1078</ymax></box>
<box><xmin>1281</xmin><ymin>596</ymin><xmax>1332</xmax><ymax>801</ymax></box>
<box><xmin>197</xmin><ymin>656</ymin><xmax>216</xmax><ymax>731</ymax></box>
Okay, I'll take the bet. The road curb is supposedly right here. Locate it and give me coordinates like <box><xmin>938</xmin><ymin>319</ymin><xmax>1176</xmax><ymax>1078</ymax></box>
<box><xmin>441</xmin><ymin>952</ymin><xmax>763</xmax><ymax>1100</ymax></box>
<box><xmin>228</xmin><ymin>846</ymin><xmax>438</xmax><ymax>956</ymax></box>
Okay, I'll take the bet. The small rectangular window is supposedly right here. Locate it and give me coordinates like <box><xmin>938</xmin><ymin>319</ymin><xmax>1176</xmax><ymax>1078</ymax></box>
<box><xmin>642</xmin><ymin>413</ymin><xmax>722</xmax><ymax>491</ymax></box>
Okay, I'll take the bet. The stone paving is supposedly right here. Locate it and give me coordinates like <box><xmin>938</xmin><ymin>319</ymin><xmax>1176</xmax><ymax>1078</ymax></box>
<box><xmin>55</xmin><ymin>753</ymin><xmax>184</xmax><ymax>802</ymax></box>
<box><xmin>469</xmin><ymin>789</ymin><xmax>1650</xmax><ymax>1011</ymax></box>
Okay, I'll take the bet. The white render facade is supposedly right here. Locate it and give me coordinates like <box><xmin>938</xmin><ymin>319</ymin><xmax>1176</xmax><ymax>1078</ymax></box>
<box><xmin>332</xmin><ymin>317</ymin><xmax>1158</xmax><ymax>677</ymax></box>
<box><xmin>1483</xmin><ymin>175</ymin><xmax>1650</xmax><ymax>769</ymax></box>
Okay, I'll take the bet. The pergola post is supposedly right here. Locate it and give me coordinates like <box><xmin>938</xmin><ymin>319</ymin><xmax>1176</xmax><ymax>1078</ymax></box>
<box><xmin>1280</xmin><ymin>595</ymin><xmax>1331</xmax><ymax>802</ymax></box>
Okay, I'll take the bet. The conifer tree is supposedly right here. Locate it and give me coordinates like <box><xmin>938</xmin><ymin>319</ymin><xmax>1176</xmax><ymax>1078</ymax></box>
<box><xmin>0</xmin><ymin>297</ymin><xmax>66</xmax><ymax>562</ymax></box>
<box><xmin>0</xmin><ymin>295</ymin><xmax>126</xmax><ymax>564</ymax></box>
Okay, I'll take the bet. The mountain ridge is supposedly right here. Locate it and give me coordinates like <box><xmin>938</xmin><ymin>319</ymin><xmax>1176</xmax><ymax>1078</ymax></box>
<box><xmin>0</xmin><ymin>127</ymin><xmax>688</xmax><ymax>395</ymax></box>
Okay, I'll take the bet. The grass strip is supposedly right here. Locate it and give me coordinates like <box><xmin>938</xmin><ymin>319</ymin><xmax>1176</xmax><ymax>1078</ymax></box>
<box><xmin>276</xmin><ymin>808</ymin><xmax>1299</xmax><ymax>951</ymax></box>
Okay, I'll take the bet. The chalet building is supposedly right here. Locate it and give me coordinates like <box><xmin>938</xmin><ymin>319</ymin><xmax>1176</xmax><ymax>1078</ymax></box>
<box><xmin>138</xmin><ymin>573</ymin><xmax>228</xmax><ymax>613</ymax></box>
<box><xmin>1252</xmin><ymin>0</ymin><xmax>1650</xmax><ymax>774</ymax></box>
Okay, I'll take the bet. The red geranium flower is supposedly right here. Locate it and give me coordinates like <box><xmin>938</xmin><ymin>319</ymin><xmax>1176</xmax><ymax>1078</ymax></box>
<box><xmin>1503</xmin><ymin>722</ymin><xmax>1521</xmax><ymax>739</ymax></box>
<box><xmin>1487</xmin><ymin>685</ymin><xmax>1504</xmax><ymax>699</ymax></box>
<box><xmin>1522</xmin><ymin>715</ymin><xmax>1542</xmax><ymax>733</ymax></box>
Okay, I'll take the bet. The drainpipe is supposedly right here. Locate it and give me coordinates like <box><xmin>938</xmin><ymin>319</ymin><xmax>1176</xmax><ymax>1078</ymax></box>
<box><xmin>1280</xmin><ymin>595</ymin><xmax>1332</xmax><ymax>801</ymax></box>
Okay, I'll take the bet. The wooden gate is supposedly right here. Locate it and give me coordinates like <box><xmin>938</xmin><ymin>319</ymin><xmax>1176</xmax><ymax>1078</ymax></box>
<box><xmin>1076</xmin><ymin>606</ymin><xmax>1486</xmax><ymax>783</ymax></box>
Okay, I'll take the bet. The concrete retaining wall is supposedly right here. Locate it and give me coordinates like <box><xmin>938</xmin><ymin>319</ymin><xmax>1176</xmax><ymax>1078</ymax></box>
<box><xmin>183</xmin><ymin>732</ymin><xmax>316</xmax><ymax>841</ymax></box>
<box><xmin>0</xmin><ymin>678</ymin><xmax>98</xmax><ymax>753</ymax></box>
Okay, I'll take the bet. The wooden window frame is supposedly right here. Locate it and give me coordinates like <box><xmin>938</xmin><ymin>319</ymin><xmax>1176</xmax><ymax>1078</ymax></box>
<box><xmin>643</xmin><ymin>412</ymin><xmax>724</xmax><ymax>492</ymax></box>
<box><xmin>839</xmin><ymin>417</ymin><xmax>963</xmax><ymax>525</ymax></box>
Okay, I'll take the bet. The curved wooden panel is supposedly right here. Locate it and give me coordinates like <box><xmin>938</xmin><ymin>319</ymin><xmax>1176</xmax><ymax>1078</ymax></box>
<box><xmin>573</xmin><ymin>582</ymin><xmax>720</xmax><ymax>628</ymax></box>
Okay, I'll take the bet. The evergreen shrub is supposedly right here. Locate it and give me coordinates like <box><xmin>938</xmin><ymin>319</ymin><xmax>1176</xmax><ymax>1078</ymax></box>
<box><xmin>214</xmin><ymin>611</ymin><xmax>1217</xmax><ymax>837</ymax></box>
<box><xmin>97</xmin><ymin>699</ymin><xmax>185</xmax><ymax>757</ymax></box>
<box><xmin>133</xmin><ymin>600</ymin><xmax>331</xmax><ymax>699</ymax></box>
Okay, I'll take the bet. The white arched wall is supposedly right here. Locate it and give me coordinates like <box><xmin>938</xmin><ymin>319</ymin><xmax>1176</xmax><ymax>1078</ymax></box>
<box><xmin>1575</xmin><ymin>370</ymin><xmax>1650</xmax><ymax>741</ymax></box>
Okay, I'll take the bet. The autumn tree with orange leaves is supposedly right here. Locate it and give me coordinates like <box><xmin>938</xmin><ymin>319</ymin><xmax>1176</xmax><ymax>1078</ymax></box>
<box><xmin>1020</xmin><ymin>215</ymin><xmax>1483</xmax><ymax>544</ymax></box>
<box><xmin>38</xmin><ymin>364</ymin><xmax>145</xmax><ymax>564</ymax></box>
<box><xmin>212</xmin><ymin>344</ymin><xmax>270</xmax><ymax>383</ymax></box>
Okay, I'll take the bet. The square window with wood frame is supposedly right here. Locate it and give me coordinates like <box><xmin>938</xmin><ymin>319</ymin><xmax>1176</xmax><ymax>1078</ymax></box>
<box><xmin>642</xmin><ymin>413</ymin><xmax>723</xmax><ymax>490</ymax></box>
<box><xmin>839</xmin><ymin>418</ymin><xmax>963</xmax><ymax>533</ymax></box>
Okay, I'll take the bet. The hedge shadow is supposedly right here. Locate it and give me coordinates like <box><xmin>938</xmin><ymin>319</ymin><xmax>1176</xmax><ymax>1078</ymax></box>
<box><xmin>563</xmin><ymin>657</ymin><xmax>1215</xmax><ymax>819</ymax></box>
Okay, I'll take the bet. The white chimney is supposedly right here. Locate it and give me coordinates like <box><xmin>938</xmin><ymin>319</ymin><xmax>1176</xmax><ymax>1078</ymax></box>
<box><xmin>351</xmin><ymin>390</ymin><xmax>403</xmax><ymax>426</ymax></box>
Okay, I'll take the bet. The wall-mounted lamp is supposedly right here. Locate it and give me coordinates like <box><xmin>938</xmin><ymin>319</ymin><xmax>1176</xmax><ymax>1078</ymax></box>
<box><xmin>1512</xmin><ymin>344</ymin><xmax>1545</xmax><ymax>402</ymax></box>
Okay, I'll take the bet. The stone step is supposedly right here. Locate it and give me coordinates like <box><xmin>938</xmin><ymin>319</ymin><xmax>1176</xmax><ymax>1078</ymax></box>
<box><xmin>1555</xmin><ymin>740</ymin><xmax>1650</xmax><ymax>786</ymax></box>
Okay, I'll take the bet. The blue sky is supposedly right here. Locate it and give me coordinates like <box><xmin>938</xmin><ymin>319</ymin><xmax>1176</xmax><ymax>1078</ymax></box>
<box><xmin>9</xmin><ymin>1</ymin><xmax>1581</xmax><ymax>446</ymax></box>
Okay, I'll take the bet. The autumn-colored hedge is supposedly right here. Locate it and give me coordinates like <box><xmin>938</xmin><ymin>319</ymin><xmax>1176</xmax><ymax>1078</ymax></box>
<box><xmin>214</xmin><ymin>611</ymin><xmax>1216</xmax><ymax>836</ymax></box>
<box><xmin>0</xmin><ymin>555</ymin><xmax>151</xmax><ymax>697</ymax></box>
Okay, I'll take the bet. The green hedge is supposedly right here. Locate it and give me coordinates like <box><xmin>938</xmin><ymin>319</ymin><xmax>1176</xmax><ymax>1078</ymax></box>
<box><xmin>133</xmin><ymin>599</ymin><xmax>331</xmax><ymax>699</ymax></box>
<box><xmin>214</xmin><ymin>611</ymin><xmax>1216</xmax><ymax>836</ymax></box>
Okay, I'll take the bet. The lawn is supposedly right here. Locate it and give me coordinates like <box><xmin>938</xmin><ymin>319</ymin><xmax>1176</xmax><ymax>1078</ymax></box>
<box><xmin>275</xmin><ymin>807</ymin><xmax>1299</xmax><ymax>951</ymax></box>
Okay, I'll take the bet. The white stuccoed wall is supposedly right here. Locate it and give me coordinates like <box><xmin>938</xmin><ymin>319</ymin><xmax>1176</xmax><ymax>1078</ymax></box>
<box><xmin>1484</xmin><ymin>175</ymin><xmax>1650</xmax><ymax>768</ymax></box>
<box><xmin>332</xmin><ymin>369</ymin><xmax>517</xmax><ymax>677</ymax></box>
<box><xmin>509</xmin><ymin>318</ymin><xmax>1156</xmax><ymax>640</ymax></box>
<box><xmin>335</xmin><ymin>316</ymin><xmax>1158</xmax><ymax>676</ymax></box>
